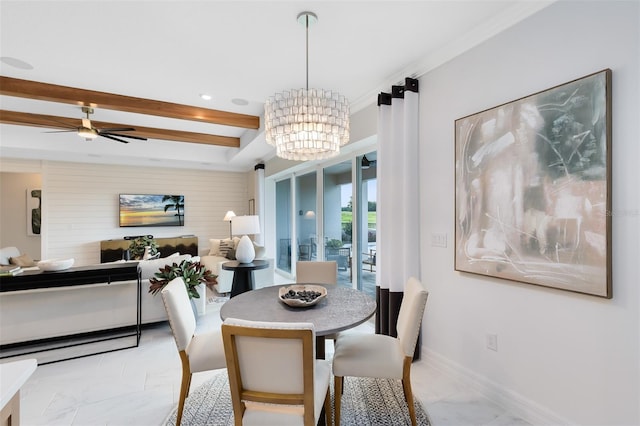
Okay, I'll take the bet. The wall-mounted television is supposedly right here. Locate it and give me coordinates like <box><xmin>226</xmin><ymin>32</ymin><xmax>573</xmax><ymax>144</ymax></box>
<box><xmin>119</xmin><ymin>194</ymin><xmax>185</xmax><ymax>227</ymax></box>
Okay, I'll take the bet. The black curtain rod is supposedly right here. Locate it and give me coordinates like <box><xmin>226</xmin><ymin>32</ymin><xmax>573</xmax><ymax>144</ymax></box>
<box><xmin>378</xmin><ymin>77</ymin><xmax>419</xmax><ymax>105</ymax></box>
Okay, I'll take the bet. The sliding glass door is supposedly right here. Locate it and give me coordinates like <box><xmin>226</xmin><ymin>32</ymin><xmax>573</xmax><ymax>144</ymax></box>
<box><xmin>296</xmin><ymin>172</ymin><xmax>317</xmax><ymax>262</ymax></box>
<box><xmin>358</xmin><ymin>152</ymin><xmax>377</xmax><ymax>297</ymax></box>
<box><xmin>323</xmin><ymin>161</ymin><xmax>353</xmax><ymax>286</ymax></box>
<box><xmin>275</xmin><ymin>178</ymin><xmax>292</xmax><ymax>273</ymax></box>
<box><xmin>269</xmin><ymin>150</ymin><xmax>377</xmax><ymax>292</ymax></box>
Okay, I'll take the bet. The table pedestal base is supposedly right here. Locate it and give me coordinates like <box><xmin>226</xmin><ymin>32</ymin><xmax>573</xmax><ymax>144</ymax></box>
<box><xmin>230</xmin><ymin>270</ymin><xmax>254</xmax><ymax>298</ymax></box>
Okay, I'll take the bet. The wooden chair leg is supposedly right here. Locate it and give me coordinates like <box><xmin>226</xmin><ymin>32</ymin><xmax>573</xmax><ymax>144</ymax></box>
<box><xmin>177</xmin><ymin>372</ymin><xmax>192</xmax><ymax>426</ymax></box>
<box><xmin>334</xmin><ymin>376</ymin><xmax>344</xmax><ymax>426</ymax></box>
<box><xmin>324</xmin><ymin>387</ymin><xmax>333</xmax><ymax>426</ymax></box>
<box><xmin>176</xmin><ymin>353</ymin><xmax>192</xmax><ymax>426</ymax></box>
<box><xmin>401</xmin><ymin>357</ymin><xmax>417</xmax><ymax>426</ymax></box>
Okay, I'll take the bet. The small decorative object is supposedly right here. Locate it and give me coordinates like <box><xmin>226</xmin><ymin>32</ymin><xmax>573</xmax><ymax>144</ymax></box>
<box><xmin>148</xmin><ymin>259</ymin><xmax>217</xmax><ymax>299</ymax></box>
<box><xmin>129</xmin><ymin>236</ymin><xmax>158</xmax><ymax>260</ymax></box>
<box><xmin>27</xmin><ymin>188</ymin><xmax>41</xmax><ymax>236</ymax></box>
<box><xmin>278</xmin><ymin>284</ymin><xmax>327</xmax><ymax>307</ymax></box>
<box><xmin>37</xmin><ymin>258</ymin><xmax>74</xmax><ymax>271</ymax></box>
<box><xmin>231</xmin><ymin>215</ymin><xmax>260</xmax><ymax>263</ymax></box>
<box><xmin>455</xmin><ymin>69</ymin><xmax>612</xmax><ymax>298</ymax></box>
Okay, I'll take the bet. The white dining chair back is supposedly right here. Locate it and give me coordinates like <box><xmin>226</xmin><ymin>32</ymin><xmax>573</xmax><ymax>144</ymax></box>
<box><xmin>397</xmin><ymin>276</ymin><xmax>429</xmax><ymax>357</ymax></box>
<box><xmin>161</xmin><ymin>277</ymin><xmax>226</xmax><ymax>425</ymax></box>
<box><xmin>332</xmin><ymin>276</ymin><xmax>428</xmax><ymax>426</ymax></box>
<box><xmin>296</xmin><ymin>261</ymin><xmax>337</xmax><ymax>284</ymax></box>
<box><xmin>221</xmin><ymin>318</ymin><xmax>332</xmax><ymax>426</ymax></box>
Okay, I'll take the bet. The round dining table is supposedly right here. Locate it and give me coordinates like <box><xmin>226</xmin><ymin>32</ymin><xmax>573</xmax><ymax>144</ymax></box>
<box><xmin>220</xmin><ymin>283</ymin><xmax>376</xmax><ymax>358</ymax></box>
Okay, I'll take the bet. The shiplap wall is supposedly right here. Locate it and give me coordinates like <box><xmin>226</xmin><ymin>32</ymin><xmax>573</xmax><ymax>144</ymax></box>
<box><xmin>33</xmin><ymin>161</ymin><xmax>249</xmax><ymax>266</ymax></box>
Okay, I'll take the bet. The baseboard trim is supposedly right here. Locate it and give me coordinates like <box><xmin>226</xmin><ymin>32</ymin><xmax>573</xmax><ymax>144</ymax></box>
<box><xmin>423</xmin><ymin>348</ymin><xmax>571</xmax><ymax>426</ymax></box>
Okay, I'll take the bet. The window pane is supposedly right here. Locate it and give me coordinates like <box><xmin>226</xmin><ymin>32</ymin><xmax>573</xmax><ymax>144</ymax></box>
<box><xmin>296</xmin><ymin>172</ymin><xmax>317</xmax><ymax>261</ymax></box>
<box><xmin>276</xmin><ymin>179</ymin><xmax>291</xmax><ymax>273</ymax></box>
<box><xmin>323</xmin><ymin>161</ymin><xmax>352</xmax><ymax>286</ymax></box>
<box><xmin>359</xmin><ymin>152</ymin><xmax>377</xmax><ymax>297</ymax></box>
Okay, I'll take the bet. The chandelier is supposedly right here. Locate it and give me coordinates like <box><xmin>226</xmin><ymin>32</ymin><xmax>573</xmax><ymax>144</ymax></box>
<box><xmin>265</xmin><ymin>11</ymin><xmax>350</xmax><ymax>161</ymax></box>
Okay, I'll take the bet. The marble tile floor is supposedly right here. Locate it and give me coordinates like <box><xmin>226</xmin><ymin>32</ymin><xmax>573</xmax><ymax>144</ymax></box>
<box><xmin>16</xmin><ymin>290</ymin><xmax>530</xmax><ymax>426</ymax></box>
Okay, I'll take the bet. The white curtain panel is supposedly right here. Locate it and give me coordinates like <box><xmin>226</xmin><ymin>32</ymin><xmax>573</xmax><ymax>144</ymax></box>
<box><xmin>254</xmin><ymin>164</ymin><xmax>265</xmax><ymax>246</ymax></box>
<box><xmin>376</xmin><ymin>78</ymin><xmax>420</xmax><ymax>337</ymax></box>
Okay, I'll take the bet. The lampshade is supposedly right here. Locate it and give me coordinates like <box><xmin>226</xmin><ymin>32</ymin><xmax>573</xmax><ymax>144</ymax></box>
<box><xmin>223</xmin><ymin>210</ymin><xmax>236</xmax><ymax>221</ymax></box>
<box><xmin>231</xmin><ymin>215</ymin><xmax>261</xmax><ymax>264</ymax></box>
<box><xmin>304</xmin><ymin>210</ymin><xmax>316</xmax><ymax>219</ymax></box>
<box><xmin>231</xmin><ymin>215</ymin><xmax>260</xmax><ymax>236</ymax></box>
<box><xmin>264</xmin><ymin>11</ymin><xmax>350</xmax><ymax>161</ymax></box>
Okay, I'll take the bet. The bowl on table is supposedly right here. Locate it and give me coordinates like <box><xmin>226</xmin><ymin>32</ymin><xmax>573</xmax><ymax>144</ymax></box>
<box><xmin>278</xmin><ymin>284</ymin><xmax>327</xmax><ymax>307</ymax></box>
<box><xmin>37</xmin><ymin>258</ymin><xmax>74</xmax><ymax>271</ymax></box>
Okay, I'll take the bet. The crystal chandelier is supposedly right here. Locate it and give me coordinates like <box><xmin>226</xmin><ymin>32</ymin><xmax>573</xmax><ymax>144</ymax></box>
<box><xmin>265</xmin><ymin>11</ymin><xmax>350</xmax><ymax>161</ymax></box>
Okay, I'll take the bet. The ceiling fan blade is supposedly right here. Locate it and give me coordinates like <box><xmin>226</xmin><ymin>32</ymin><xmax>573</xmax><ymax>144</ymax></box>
<box><xmin>98</xmin><ymin>127</ymin><xmax>136</xmax><ymax>132</ymax></box>
<box><xmin>44</xmin><ymin>130</ymin><xmax>76</xmax><ymax>133</ymax></box>
<box><xmin>99</xmin><ymin>134</ymin><xmax>129</xmax><ymax>144</ymax></box>
<box><xmin>101</xmin><ymin>132</ymin><xmax>147</xmax><ymax>141</ymax></box>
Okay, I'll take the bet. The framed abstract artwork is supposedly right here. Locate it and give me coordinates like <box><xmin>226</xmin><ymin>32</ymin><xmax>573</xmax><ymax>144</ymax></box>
<box><xmin>454</xmin><ymin>69</ymin><xmax>612</xmax><ymax>298</ymax></box>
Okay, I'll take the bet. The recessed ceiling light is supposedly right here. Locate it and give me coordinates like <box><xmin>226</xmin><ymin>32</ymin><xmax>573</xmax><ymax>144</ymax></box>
<box><xmin>232</xmin><ymin>98</ymin><xmax>249</xmax><ymax>106</ymax></box>
<box><xmin>200</xmin><ymin>94</ymin><xmax>212</xmax><ymax>101</ymax></box>
<box><xmin>0</xmin><ymin>57</ymin><xmax>34</xmax><ymax>70</ymax></box>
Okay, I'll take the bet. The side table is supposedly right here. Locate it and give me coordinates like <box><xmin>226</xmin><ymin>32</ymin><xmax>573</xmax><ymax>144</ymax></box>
<box><xmin>221</xmin><ymin>260</ymin><xmax>269</xmax><ymax>298</ymax></box>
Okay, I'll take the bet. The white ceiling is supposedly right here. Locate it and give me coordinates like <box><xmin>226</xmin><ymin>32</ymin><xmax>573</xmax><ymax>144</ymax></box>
<box><xmin>0</xmin><ymin>1</ymin><xmax>552</xmax><ymax>172</ymax></box>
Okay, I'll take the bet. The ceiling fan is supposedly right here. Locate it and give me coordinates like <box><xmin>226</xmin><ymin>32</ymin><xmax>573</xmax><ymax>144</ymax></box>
<box><xmin>361</xmin><ymin>154</ymin><xmax>377</xmax><ymax>169</ymax></box>
<box><xmin>47</xmin><ymin>107</ymin><xmax>147</xmax><ymax>143</ymax></box>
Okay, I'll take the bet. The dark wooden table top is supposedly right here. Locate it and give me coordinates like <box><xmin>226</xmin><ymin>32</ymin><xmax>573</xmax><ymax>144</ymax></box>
<box><xmin>221</xmin><ymin>259</ymin><xmax>269</xmax><ymax>271</ymax></box>
<box><xmin>220</xmin><ymin>283</ymin><xmax>376</xmax><ymax>336</ymax></box>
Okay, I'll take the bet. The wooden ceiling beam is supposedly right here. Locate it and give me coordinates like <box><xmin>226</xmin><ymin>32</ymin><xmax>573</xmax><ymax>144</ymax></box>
<box><xmin>0</xmin><ymin>110</ymin><xmax>240</xmax><ymax>147</ymax></box>
<box><xmin>0</xmin><ymin>76</ymin><xmax>259</xmax><ymax>130</ymax></box>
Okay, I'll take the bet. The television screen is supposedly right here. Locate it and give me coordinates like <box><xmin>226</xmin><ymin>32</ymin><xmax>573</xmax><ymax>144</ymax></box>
<box><xmin>119</xmin><ymin>194</ymin><xmax>185</xmax><ymax>227</ymax></box>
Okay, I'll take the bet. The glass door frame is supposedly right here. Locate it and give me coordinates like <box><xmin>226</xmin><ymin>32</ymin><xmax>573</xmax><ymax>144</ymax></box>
<box><xmin>267</xmin><ymin>145</ymin><xmax>377</xmax><ymax>288</ymax></box>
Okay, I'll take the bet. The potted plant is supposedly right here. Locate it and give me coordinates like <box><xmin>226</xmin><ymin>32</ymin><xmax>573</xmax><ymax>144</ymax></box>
<box><xmin>129</xmin><ymin>236</ymin><xmax>159</xmax><ymax>260</ymax></box>
<box><xmin>325</xmin><ymin>238</ymin><xmax>343</xmax><ymax>255</ymax></box>
<box><xmin>148</xmin><ymin>258</ymin><xmax>217</xmax><ymax>299</ymax></box>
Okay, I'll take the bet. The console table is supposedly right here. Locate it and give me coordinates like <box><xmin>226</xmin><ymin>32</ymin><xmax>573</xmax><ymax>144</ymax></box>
<box><xmin>0</xmin><ymin>262</ymin><xmax>141</xmax><ymax>364</ymax></box>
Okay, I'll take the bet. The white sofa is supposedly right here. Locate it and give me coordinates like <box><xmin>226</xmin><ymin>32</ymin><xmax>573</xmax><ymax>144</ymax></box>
<box><xmin>0</xmin><ymin>246</ymin><xmax>38</xmax><ymax>268</ymax></box>
<box><xmin>199</xmin><ymin>237</ymin><xmax>274</xmax><ymax>294</ymax></box>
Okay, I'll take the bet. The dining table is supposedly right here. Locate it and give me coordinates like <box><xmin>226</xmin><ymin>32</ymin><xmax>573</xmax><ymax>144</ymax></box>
<box><xmin>219</xmin><ymin>283</ymin><xmax>376</xmax><ymax>359</ymax></box>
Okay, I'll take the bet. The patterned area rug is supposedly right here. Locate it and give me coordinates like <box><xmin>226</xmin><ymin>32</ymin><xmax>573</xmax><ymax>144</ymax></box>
<box><xmin>165</xmin><ymin>370</ymin><xmax>431</xmax><ymax>425</ymax></box>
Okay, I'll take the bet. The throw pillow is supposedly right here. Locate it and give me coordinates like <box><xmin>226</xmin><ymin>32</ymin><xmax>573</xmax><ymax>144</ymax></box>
<box><xmin>253</xmin><ymin>243</ymin><xmax>266</xmax><ymax>259</ymax></box>
<box><xmin>226</xmin><ymin>248</ymin><xmax>236</xmax><ymax>260</ymax></box>
<box><xmin>10</xmin><ymin>253</ymin><xmax>36</xmax><ymax>267</ymax></box>
<box><xmin>219</xmin><ymin>240</ymin><xmax>235</xmax><ymax>258</ymax></box>
<box><xmin>208</xmin><ymin>239</ymin><xmax>222</xmax><ymax>256</ymax></box>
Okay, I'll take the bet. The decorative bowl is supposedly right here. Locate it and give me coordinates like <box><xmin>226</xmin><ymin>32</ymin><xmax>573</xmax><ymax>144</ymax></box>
<box><xmin>37</xmin><ymin>258</ymin><xmax>75</xmax><ymax>271</ymax></box>
<box><xmin>279</xmin><ymin>284</ymin><xmax>327</xmax><ymax>308</ymax></box>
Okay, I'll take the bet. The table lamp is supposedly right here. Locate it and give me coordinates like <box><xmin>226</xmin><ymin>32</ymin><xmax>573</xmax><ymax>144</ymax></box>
<box><xmin>223</xmin><ymin>210</ymin><xmax>236</xmax><ymax>238</ymax></box>
<box><xmin>231</xmin><ymin>215</ymin><xmax>260</xmax><ymax>263</ymax></box>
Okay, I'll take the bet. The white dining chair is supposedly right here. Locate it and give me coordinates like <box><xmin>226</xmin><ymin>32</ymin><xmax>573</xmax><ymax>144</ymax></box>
<box><xmin>161</xmin><ymin>277</ymin><xmax>226</xmax><ymax>426</ymax></box>
<box><xmin>296</xmin><ymin>261</ymin><xmax>337</xmax><ymax>285</ymax></box>
<box><xmin>221</xmin><ymin>317</ymin><xmax>332</xmax><ymax>426</ymax></box>
<box><xmin>332</xmin><ymin>276</ymin><xmax>428</xmax><ymax>426</ymax></box>
<box><xmin>296</xmin><ymin>260</ymin><xmax>339</xmax><ymax>343</ymax></box>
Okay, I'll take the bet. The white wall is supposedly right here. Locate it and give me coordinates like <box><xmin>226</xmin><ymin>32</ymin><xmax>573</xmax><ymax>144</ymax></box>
<box><xmin>420</xmin><ymin>1</ymin><xmax>638</xmax><ymax>425</ymax></box>
<box><xmin>0</xmin><ymin>159</ymin><xmax>250</xmax><ymax>266</ymax></box>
